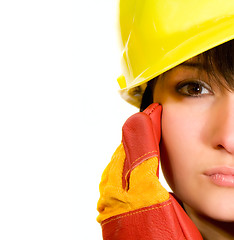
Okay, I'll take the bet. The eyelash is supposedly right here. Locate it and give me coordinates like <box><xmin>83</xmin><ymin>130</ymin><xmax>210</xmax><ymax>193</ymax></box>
<box><xmin>175</xmin><ymin>80</ymin><xmax>213</xmax><ymax>97</ymax></box>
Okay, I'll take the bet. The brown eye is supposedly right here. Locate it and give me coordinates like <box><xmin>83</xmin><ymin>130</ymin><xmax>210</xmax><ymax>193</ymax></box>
<box><xmin>176</xmin><ymin>80</ymin><xmax>212</xmax><ymax>97</ymax></box>
<box><xmin>186</xmin><ymin>83</ymin><xmax>203</xmax><ymax>95</ymax></box>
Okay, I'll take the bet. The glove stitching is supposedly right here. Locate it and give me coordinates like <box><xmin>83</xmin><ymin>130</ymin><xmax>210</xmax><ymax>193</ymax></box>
<box><xmin>101</xmin><ymin>201</ymin><xmax>171</xmax><ymax>226</ymax></box>
<box><xmin>130</xmin><ymin>150</ymin><xmax>158</xmax><ymax>168</ymax></box>
<box><xmin>146</xmin><ymin>104</ymin><xmax>158</xmax><ymax>116</ymax></box>
<box><xmin>124</xmin><ymin>152</ymin><xmax>158</xmax><ymax>190</ymax></box>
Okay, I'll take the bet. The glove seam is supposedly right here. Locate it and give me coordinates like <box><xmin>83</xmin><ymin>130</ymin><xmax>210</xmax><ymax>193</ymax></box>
<box><xmin>130</xmin><ymin>150</ymin><xmax>158</xmax><ymax>168</ymax></box>
<box><xmin>101</xmin><ymin>200</ymin><xmax>172</xmax><ymax>226</ymax></box>
<box><xmin>146</xmin><ymin>103</ymin><xmax>159</xmax><ymax>116</ymax></box>
<box><xmin>124</xmin><ymin>153</ymin><xmax>158</xmax><ymax>190</ymax></box>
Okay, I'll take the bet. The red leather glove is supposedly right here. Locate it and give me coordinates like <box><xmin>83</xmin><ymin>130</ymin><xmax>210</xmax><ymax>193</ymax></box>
<box><xmin>97</xmin><ymin>103</ymin><xmax>203</xmax><ymax>240</ymax></box>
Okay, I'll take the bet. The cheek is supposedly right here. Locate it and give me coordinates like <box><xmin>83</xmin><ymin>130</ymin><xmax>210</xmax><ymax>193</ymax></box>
<box><xmin>160</xmin><ymin>102</ymin><xmax>206</xmax><ymax>192</ymax></box>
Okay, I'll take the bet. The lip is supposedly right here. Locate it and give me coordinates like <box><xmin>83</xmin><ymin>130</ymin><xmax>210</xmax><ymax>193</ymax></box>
<box><xmin>204</xmin><ymin>167</ymin><xmax>234</xmax><ymax>187</ymax></box>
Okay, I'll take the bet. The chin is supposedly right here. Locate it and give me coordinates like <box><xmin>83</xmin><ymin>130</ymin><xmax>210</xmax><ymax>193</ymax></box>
<box><xmin>205</xmin><ymin>211</ymin><xmax>234</xmax><ymax>222</ymax></box>
<box><xmin>179</xmin><ymin>187</ymin><xmax>234</xmax><ymax>224</ymax></box>
<box><xmin>207</xmin><ymin>205</ymin><xmax>234</xmax><ymax>222</ymax></box>
<box><xmin>195</xmin><ymin>192</ymin><xmax>234</xmax><ymax>222</ymax></box>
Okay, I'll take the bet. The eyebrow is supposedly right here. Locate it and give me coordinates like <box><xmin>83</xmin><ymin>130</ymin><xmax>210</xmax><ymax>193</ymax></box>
<box><xmin>179</xmin><ymin>62</ymin><xmax>208</xmax><ymax>70</ymax></box>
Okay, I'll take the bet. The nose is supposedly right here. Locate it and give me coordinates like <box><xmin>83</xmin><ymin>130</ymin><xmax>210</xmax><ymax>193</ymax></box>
<box><xmin>210</xmin><ymin>94</ymin><xmax>234</xmax><ymax>154</ymax></box>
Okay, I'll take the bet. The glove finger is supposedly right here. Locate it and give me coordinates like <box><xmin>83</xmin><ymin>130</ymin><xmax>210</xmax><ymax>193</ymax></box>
<box><xmin>122</xmin><ymin>103</ymin><xmax>161</xmax><ymax>190</ymax></box>
<box><xmin>128</xmin><ymin>156</ymin><xmax>169</xmax><ymax>206</ymax></box>
<box><xmin>144</xmin><ymin>103</ymin><xmax>162</xmax><ymax>149</ymax></box>
<box><xmin>97</xmin><ymin>144</ymin><xmax>127</xmax><ymax>223</ymax></box>
<box><xmin>99</xmin><ymin>143</ymin><xmax>126</xmax><ymax>192</ymax></box>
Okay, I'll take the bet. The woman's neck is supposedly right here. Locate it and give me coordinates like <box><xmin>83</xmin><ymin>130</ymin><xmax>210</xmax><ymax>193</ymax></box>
<box><xmin>183</xmin><ymin>203</ymin><xmax>234</xmax><ymax>240</ymax></box>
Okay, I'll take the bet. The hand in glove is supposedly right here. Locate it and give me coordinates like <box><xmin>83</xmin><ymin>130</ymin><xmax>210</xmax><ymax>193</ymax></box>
<box><xmin>97</xmin><ymin>103</ymin><xmax>203</xmax><ymax>240</ymax></box>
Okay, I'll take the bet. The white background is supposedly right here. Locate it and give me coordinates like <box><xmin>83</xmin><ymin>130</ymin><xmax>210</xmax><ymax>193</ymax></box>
<box><xmin>0</xmin><ymin>1</ymin><xmax>170</xmax><ymax>239</ymax></box>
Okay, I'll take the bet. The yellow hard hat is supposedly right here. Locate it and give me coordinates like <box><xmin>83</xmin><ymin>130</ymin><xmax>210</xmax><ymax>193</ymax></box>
<box><xmin>117</xmin><ymin>0</ymin><xmax>234</xmax><ymax>107</ymax></box>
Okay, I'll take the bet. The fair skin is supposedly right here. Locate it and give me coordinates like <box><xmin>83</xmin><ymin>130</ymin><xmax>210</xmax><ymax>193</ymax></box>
<box><xmin>153</xmin><ymin>57</ymin><xmax>234</xmax><ymax>239</ymax></box>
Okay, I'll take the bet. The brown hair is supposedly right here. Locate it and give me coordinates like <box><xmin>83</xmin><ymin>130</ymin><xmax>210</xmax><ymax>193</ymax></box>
<box><xmin>140</xmin><ymin>39</ymin><xmax>234</xmax><ymax>112</ymax></box>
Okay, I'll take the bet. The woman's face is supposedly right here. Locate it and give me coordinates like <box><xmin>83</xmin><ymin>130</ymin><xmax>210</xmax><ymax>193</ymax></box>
<box><xmin>153</xmin><ymin>57</ymin><xmax>234</xmax><ymax>221</ymax></box>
